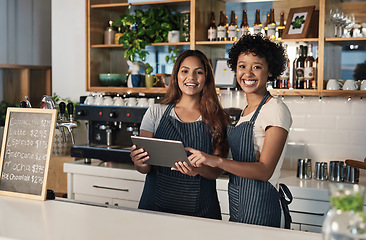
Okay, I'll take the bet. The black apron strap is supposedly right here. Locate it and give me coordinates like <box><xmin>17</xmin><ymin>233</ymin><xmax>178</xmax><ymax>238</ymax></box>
<box><xmin>279</xmin><ymin>183</ymin><xmax>293</xmax><ymax>229</ymax></box>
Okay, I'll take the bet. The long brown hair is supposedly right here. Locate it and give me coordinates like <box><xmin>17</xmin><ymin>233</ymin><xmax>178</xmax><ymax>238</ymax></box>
<box><xmin>162</xmin><ymin>50</ymin><xmax>231</xmax><ymax>157</ymax></box>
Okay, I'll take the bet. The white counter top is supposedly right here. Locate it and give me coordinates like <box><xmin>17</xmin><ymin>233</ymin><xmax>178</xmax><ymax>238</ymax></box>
<box><xmin>0</xmin><ymin>195</ymin><xmax>321</xmax><ymax>240</ymax></box>
<box><xmin>280</xmin><ymin>169</ymin><xmax>366</xmax><ymax>201</ymax></box>
<box><xmin>64</xmin><ymin>160</ymin><xmax>366</xmax><ymax>202</ymax></box>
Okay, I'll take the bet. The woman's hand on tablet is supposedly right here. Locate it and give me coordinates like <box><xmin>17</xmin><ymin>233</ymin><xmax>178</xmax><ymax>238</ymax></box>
<box><xmin>172</xmin><ymin>161</ymin><xmax>198</xmax><ymax>176</ymax></box>
<box><xmin>130</xmin><ymin>144</ymin><xmax>151</xmax><ymax>174</ymax></box>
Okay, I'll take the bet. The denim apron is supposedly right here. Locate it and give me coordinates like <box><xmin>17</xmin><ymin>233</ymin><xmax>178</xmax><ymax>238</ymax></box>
<box><xmin>138</xmin><ymin>104</ymin><xmax>221</xmax><ymax>220</ymax></box>
<box><xmin>227</xmin><ymin>91</ymin><xmax>281</xmax><ymax>227</ymax></box>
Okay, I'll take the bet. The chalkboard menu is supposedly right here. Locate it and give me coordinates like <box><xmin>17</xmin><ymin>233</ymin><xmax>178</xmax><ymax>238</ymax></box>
<box><xmin>0</xmin><ymin>108</ymin><xmax>57</xmax><ymax>200</ymax></box>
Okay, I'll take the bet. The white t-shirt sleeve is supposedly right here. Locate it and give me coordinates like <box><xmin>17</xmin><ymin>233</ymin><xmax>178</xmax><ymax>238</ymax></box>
<box><xmin>139</xmin><ymin>104</ymin><xmax>168</xmax><ymax>134</ymax></box>
<box><xmin>259</xmin><ymin>99</ymin><xmax>292</xmax><ymax>133</ymax></box>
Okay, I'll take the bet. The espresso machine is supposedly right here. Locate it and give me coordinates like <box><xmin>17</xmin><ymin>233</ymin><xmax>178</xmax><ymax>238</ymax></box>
<box><xmin>71</xmin><ymin>103</ymin><xmax>148</xmax><ymax>163</ymax></box>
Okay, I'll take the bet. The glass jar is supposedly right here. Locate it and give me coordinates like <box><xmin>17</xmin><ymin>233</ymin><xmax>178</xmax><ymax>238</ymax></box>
<box><xmin>322</xmin><ymin>183</ymin><xmax>366</xmax><ymax>240</ymax></box>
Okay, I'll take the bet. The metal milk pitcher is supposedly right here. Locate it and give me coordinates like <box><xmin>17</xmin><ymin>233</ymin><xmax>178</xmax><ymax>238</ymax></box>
<box><xmin>297</xmin><ymin>158</ymin><xmax>312</xmax><ymax>179</ymax></box>
<box><xmin>329</xmin><ymin>161</ymin><xmax>344</xmax><ymax>182</ymax></box>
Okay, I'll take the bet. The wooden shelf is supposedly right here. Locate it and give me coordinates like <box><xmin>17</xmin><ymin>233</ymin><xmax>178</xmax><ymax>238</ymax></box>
<box><xmin>196</xmin><ymin>38</ymin><xmax>319</xmax><ymax>46</ymax></box>
<box><xmin>325</xmin><ymin>37</ymin><xmax>366</xmax><ymax>45</ymax></box>
<box><xmin>269</xmin><ymin>89</ymin><xmax>319</xmax><ymax>96</ymax></box>
<box><xmin>91</xmin><ymin>0</ymin><xmax>190</xmax><ymax>9</ymax></box>
<box><xmin>92</xmin><ymin>42</ymin><xmax>190</xmax><ymax>48</ymax></box>
<box><xmin>320</xmin><ymin>90</ymin><xmax>366</xmax><ymax>97</ymax></box>
<box><xmin>88</xmin><ymin>86</ymin><xmax>167</xmax><ymax>94</ymax></box>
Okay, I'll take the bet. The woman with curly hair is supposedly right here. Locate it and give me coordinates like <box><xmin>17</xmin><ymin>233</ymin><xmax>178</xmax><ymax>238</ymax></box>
<box><xmin>186</xmin><ymin>34</ymin><xmax>293</xmax><ymax>227</ymax></box>
<box><xmin>130</xmin><ymin>49</ymin><xmax>231</xmax><ymax>219</ymax></box>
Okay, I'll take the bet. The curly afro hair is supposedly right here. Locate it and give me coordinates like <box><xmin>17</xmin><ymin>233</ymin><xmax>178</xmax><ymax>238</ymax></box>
<box><xmin>353</xmin><ymin>61</ymin><xmax>366</xmax><ymax>81</ymax></box>
<box><xmin>227</xmin><ymin>34</ymin><xmax>287</xmax><ymax>81</ymax></box>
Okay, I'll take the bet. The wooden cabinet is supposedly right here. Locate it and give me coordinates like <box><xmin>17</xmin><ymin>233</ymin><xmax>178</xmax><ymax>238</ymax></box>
<box><xmin>0</xmin><ymin>64</ymin><xmax>51</xmax><ymax>106</ymax></box>
<box><xmin>86</xmin><ymin>0</ymin><xmax>366</xmax><ymax>97</ymax></box>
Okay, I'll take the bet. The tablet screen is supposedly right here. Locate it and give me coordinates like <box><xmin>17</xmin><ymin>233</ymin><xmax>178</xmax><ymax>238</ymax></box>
<box><xmin>131</xmin><ymin>136</ymin><xmax>190</xmax><ymax>168</ymax></box>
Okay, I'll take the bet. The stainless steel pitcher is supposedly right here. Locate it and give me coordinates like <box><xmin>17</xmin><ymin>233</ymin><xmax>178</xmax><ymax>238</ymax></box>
<box><xmin>297</xmin><ymin>158</ymin><xmax>312</xmax><ymax>179</ymax></box>
<box><xmin>329</xmin><ymin>161</ymin><xmax>344</xmax><ymax>182</ymax></box>
<box><xmin>344</xmin><ymin>165</ymin><xmax>359</xmax><ymax>184</ymax></box>
<box><xmin>314</xmin><ymin>162</ymin><xmax>328</xmax><ymax>181</ymax></box>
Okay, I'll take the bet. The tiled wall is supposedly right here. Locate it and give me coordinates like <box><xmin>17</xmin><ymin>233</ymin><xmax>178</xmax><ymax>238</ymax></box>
<box><xmin>281</xmin><ymin>96</ymin><xmax>366</xmax><ymax>170</ymax></box>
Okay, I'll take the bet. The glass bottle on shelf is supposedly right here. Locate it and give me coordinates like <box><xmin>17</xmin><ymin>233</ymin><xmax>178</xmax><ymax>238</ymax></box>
<box><xmin>228</xmin><ymin>11</ymin><xmax>237</xmax><ymax>41</ymax></box>
<box><xmin>304</xmin><ymin>44</ymin><xmax>316</xmax><ymax>89</ymax></box>
<box><xmin>114</xmin><ymin>27</ymin><xmax>123</xmax><ymax>45</ymax></box>
<box><xmin>217</xmin><ymin>11</ymin><xmax>227</xmax><ymax>41</ymax></box>
<box><xmin>240</xmin><ymin>10</ymin><xmax>249</xmax><ymax>37</ymax></box>
<box><xmin>322</xmin><ymin>183</ymin><xmax>366</xmax><ymax>240</ymax></box>
<box><xmin>277</xmin><ymin>12</ymin><xmax>285</xmax><ymax>40</ymax></box>
<box><xmin>208</xmin><ymin>12</ymin><xmax>217</xmax><ymax>41</ymax></box>
<box><xmin>104</xmin><ymin>20</ymin><xmax>116</xmax><ymax>45</ymax></box>
<box><xmin>294</xmin><ymin>45</ymin><xmax>305</xmax><ymax>89</ymax></box>
<box><xmin>280</xmin><ymin>44</ymin><xmax>290</xmax><ymax>89</ymax></box>
<box><xmin>253</xmin><ymin>9</ymin><xmax>262</xmax><ymax>35</ymax></box>
<box><xmin>264</xmin><ymin>13</ymin><xmax>270</xmax><ymax>37</ymax></box>
<box><xmin>268</xmin><ymin>9</ymin><xmax>276</xmax><ymax>40</ymax></box>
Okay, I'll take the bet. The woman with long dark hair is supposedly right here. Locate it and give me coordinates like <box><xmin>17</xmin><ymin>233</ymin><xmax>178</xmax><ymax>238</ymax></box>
<box><xmin>130</xmin><ymin>50</ymin><xmax>230</xmax><ymax>219</ymax></box>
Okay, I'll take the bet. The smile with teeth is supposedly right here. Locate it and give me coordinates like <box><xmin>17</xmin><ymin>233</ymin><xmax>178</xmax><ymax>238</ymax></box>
<box><xmin>184</xmin><ymin>82</ymin><xmax>198</xmax><ymax>88</ymax></box>
<box><xmin>242</xmin><ymin>79</ymin><xmax>257</xmax><ymax>87</ymax></box>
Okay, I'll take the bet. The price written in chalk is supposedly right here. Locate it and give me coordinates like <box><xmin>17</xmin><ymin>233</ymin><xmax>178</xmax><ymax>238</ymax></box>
<box><xmin>0</xmin><ymin>108</ymin><xmax>57</xmax><ymax>199</ymax></box>
<box><xmin>6</xmin><ymin>138</ymin><xmax>48</xmax><ymax>149</ymax></box>
<box><xmin>2</xmin><ymin>161</ymin><xmax>45</xmax><ymax>174</ymax></box>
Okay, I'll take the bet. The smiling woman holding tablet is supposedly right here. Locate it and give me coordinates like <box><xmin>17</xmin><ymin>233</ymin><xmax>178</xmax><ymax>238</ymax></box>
<box><xmin>130</xmin><ymin>50</ymin><xmax>231</xmax><ymax>220</ymax></box>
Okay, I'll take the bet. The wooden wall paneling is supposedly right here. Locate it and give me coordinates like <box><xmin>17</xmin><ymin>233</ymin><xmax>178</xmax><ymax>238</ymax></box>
<box><xmin>29</xmin><ymin>69</ymin><xmax>49</xmax><ymax>106</ymax></box>
<box><xmin>3</xmin><ymin>69</ymin><xmax>21</xmax><ymax>104</ymax></box>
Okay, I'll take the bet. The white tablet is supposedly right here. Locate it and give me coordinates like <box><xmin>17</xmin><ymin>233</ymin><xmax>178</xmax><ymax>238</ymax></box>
<box><xmin>131</xmin><ymin>136</ymin><xmax>190</xmax><ymax>168</ymax></box>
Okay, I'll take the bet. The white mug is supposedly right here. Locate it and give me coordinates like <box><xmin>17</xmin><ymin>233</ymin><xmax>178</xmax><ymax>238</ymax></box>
<box><xmin>343</xmin><ymin>79</ymin><xmax>358</xmax><ymax>90</ymax></box>
<box><xmin>103</xmin><ymin>96</ymin><xmax>114</xmax><ymax>106</ymax></box>
<box><xmin>326</xmin><ymin>79</ymin><xmax>342</xmax><ymax>90</ymax></box>
<box><xmin>360</xmin><ymin>80</ymin><xmax>366</xmax><ymax>90</ymax></box>
<box><xmin>125</xmin><ymin>97</ymin><xmax>137</xmax><ymax>107</ymax></box>
<box><xmin>168</xmin><ymin>30</ymin><xmax>180</xmax><ymax>43</ymax></box>
<box><xmin>113</xmin><ymin>97</ymin><xmax>125</xmax><ymax>106</ymax></box>
<box><xmin>84</xmin><ymin>95</ymin><xmax>95</xmax><ymax>105</ymax></box>
<box><xmin>94</xmin><ymin>95</ymin><xmax>104</xmax><ymax>105</ymax></box>
<box><xmin>137</xmin><ymin>98</ymin><xmax>148</xmax><ymax>107</ymax></box>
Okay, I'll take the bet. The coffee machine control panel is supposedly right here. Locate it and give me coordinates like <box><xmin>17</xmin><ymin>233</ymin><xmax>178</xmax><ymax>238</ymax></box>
<box><xmin>75</xmin><ymin>105</ymin><xmax>148</xmax><ymax>123</ymax></box>
<box><xmin>71</xmin><ymin>105</ymin><xmax>149</xmax><ymax>163</ymax></box>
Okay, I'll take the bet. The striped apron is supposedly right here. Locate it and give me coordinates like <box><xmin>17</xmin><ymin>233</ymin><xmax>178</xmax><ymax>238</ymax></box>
<box><xmin>227</xmin><ymin>91</ymin><xmax>281</xmax><ymax>227</ymax></box>
<box><xmin>138</xmin><ymin>104</ymin><xmax>221</xmax><ymax>220</ymax></box>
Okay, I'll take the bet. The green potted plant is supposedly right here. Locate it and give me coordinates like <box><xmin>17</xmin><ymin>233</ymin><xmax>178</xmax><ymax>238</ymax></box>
<box><xmin>113</xmin><ymin>5</ymin><xmax>180</xmax><ymax>75</ymax></box>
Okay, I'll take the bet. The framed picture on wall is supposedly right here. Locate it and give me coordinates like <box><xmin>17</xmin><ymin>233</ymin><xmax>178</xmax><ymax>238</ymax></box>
<box><xmin>282</xmin><ymin>6</ymin><xmax>315</xmax><ymax>39</ymax></box>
